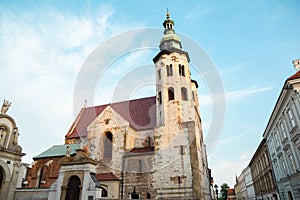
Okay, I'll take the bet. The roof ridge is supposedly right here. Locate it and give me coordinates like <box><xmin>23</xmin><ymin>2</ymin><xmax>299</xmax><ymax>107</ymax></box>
<box><xmin>85</xmin><ymin>96</ymin><xmax>156</xmax><ymax>109</ymax></box>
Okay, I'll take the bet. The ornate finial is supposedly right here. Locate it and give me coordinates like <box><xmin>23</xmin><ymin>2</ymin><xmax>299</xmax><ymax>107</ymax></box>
<box><xmin>1</xmin><ymin>99</ymin><xmax>11</xmax><ymax>114</ymax></box>
<box><xmin>166</xmin><ymin>8</ymin><xmax>170</xmax><ymax>18</ymax></box>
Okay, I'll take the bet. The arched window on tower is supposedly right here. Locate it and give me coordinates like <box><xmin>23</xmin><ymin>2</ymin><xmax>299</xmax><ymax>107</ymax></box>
<box><xmin>103</xmin><ymin>132</ymin><xmax>113</xmax><ymax>159</ymax></box>
<box><xmin>167</xmin><ymin>64</ymin><xmax>173</xmax><ymax>76</ymax></box>
<box><xmin>179</xmin><ymin>64</ymin><xmax>185</xmax><ymax>77</ymax></box>
<box><xmin>168</xmin><ymin>87</ymin><xmax>175</xmax><ymax>100</ymax></box>
<box><xmin>181</xmin><ymin>87</ymin><xmax>188</xmax><ymax>101</ymax></box>
<box><xmin>158</xmin><ymin>91</ymin><xmax>162</xmax><ymax>104</ymax></box>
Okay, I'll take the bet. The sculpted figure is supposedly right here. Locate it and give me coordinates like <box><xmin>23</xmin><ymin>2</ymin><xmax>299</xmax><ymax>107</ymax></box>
<box><xmin>13</xmin><ymin>128</ymin><xmax>19</xmax><ymax>145</ymax></box>
<box><xmin>1</xmin><ymin>99</ymin><xmax>11</xmax><ymax>114</ymax></box>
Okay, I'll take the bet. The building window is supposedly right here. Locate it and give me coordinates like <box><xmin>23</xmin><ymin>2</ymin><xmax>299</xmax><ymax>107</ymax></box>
<box><xmin>158</xmin><ymin>91</ymin><xmax>162</xmax><ymax>104</ymax></box>
<box><xmin>181</xmin><ymin>87</ymin><xmax>188</xmax><ymax>101</ymax></box>
<box><xmin>168</xmin><ymin>87</ymin><xmax>175</xmax><ymax>100</ymax></box>
<box><xmin>287</xmin><ymin>109</ymin><xmax>296</xmax><ymax>128</ymax></box>
<box><xmin>281</xmin><ymin>160</ymin><xmax>287</xmax><ymax>176</ymax></box>
<box><xmin>146</xmin><ymin>193</ymin><xmax>151</xmax><ymax>199</ymax></box>
<box><xmin>274</xmin><ymin>131</ymin><xmax>280</xmax><ymax>147</ymax></box>
<box><xmin>179</xmin><ymin>64</ymin><xmax>185</xmax><ymax>76</ymax></box>
<box><xmin>192</xmin><ymin>91</ymin><xmax>195</xmax><ymax>101</ymax></box>
<box><xmin>275</xmin><ymin>162</ymin><xmax>281</xmax><ymax>179</ymax></box>
<box><xmin>144</xmin><ymin>136</ymin><xmax>152</xmax><ymax>147</ymax></box>
<box><xmin>103</xmin><ymin>132</ymin><xmax>113</xmax><ymax>159</ymax></box>
<box><xmin>288</xmin><ymin>154</ymin><xmax>296</xmax><ymax>173</ymax></box>
<box><xmin>158</xmin><ymin>69</ymin><xmax>161</xmax><ymax>80</ymax></box>
<box><xmin>37</xmin><ymin>166</ymin><xmax>45</xmax><ymax>188</ymax></box>
<box><xmin>167</xmin><ymin>64</ymin><xmax>173</xmax><ymax>76</ymax></box>
<box><xmin>101</xmin><ymin>187</ymin><xmax>108</xmax><ymax>197</ymax></box>
<box><xmin>280</xmin><ymin>122</ymin><xmax>287</xmax><ymax>138</ymax></box>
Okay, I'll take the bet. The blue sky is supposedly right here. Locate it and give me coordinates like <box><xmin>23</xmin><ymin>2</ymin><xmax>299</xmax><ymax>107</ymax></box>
<box><xmin>1</xmin><ymin>0</ymin><xmax>300</xmax><ymax>188</ymax></box>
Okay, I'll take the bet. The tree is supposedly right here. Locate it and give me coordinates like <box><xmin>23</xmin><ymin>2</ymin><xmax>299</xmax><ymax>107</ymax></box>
<box><xmin>219</xmin><ymin>183</ymin><xmax>230</xmax><ymax>200</ymax></box>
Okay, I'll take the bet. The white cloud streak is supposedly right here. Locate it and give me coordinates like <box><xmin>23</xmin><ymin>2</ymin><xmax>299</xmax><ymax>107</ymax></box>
<box><xmin>0</xmin><ymin>5</ymin><xmax>136</xmax><ymax>163</ymax></box>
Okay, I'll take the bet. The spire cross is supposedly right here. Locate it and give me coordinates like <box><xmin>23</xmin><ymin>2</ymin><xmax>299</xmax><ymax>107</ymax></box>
<box><xmin>166</xmin><ymin>8</ymin><xmax>170</xmax><ymax>18</ymax></box>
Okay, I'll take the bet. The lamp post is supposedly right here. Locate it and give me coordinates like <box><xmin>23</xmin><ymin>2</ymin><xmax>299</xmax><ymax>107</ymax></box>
<box><xmin>214</xmin><ymin>184</ymin><xmax>219</xmax><ymax>200</ymax></box>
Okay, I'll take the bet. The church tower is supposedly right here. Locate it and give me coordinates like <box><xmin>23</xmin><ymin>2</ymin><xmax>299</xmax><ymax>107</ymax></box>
<box><xmin>154</xmin><ymin>12</ymin><xmax>200</xmax><ymax>130</ymax></box>
<box><xmin>153</xmin><ymin>13</ymin><xmax>207</xmax><ymax>199</ymax></box>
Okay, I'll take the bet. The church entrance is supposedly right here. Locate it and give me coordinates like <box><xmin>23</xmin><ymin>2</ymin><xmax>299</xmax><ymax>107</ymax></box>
<box><xmin>65</xmin><ymin>176</ymin><xmax>81</xmax><ymax>200</ymax></box>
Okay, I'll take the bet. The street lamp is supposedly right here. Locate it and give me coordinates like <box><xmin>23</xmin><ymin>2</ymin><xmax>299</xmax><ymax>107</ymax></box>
<box><xmin>214</xmin><ymin>184</ymin><xmax>219</xmax><ymax>200</ymax></box>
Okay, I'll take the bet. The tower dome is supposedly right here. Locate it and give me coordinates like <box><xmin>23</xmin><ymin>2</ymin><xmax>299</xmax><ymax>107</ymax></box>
<box><xmin>159</xmin><ymin>12</ymin><xmax>182</xmax><ymax>51</ymax></box>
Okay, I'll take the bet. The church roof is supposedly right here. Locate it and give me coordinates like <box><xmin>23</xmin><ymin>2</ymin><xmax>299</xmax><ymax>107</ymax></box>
<box><xmin>96</xmin><ymin>172</ymin><xmax>120</xmax><ymax>181</ymax></box>
<box><xmin>65</xmin><ymin>96</ymin><xmax>156</xmax><ymax>139</ymax></box>
<box><xmin>227</xmin><ymin>188</ymin><xmax>235</xmax><ymax>196</ymax></box>
<box><xmin>33</xmin><ymin>143</ymin><xmax>80</xmax><ymax>160</ymax></box>
<box><xmin>287</xmin><ymin>70</ymin><xmax>300</xmax><ymax>80</ymax></box>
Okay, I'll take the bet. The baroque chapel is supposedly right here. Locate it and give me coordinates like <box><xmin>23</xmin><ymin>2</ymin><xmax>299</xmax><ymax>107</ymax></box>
<box><xmin>20</xmin><ymin>13</ymin><xmax>212</xmax><ymax>200</ymax></box>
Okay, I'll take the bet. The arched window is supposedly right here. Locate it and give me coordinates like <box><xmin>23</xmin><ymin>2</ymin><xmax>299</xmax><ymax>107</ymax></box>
<box><xmin>179</xmin><ymin>64</ymin><xmax>185</xmax><ymax>76</ymax></box>
<box><xmin>147</xmin><ymin>137</ymin><xmax>151</xmax><ymax>147</ymax></box>
<box><xmin>101</xmin><ymin>187</ymin><xmax>108</xmax><ymax>197</ymax></box>
<box><xmin>146</xmin><ymin>193</ymin><xmax>151</xmax><ymax>199</ymax></box>
<box><xmin>158</xmin><ymin>91</ymin><xmax>162</xmax><ymax>104</ymax></box>
<box><xmin>181</xmin><ymin>87</ymin><xmax>188</xmax><ymax>101</ymax></box>
<box><xmin>37</xmin><ymin>166</ymin><xmax>45</xmax><ymax>188</ymax></box>
<box><xmin>103</xmin><ymin>132</ymin><xmax>113</xmax><ymax>159</ymax></box>
<box><xmin>65</xmin><ymin>176</ymin><xmax>81</xmax><ymax>200</ymax></box>
<box><xmin>158</xmin><ymin>69</ymin><xmax>161</xmax><ymax>80</ymax></box>
<box><xmin>167</xmin><ymin>64</ymin><xmax>173</xmax><ymax>76</ymax></box>
<box><xmin>168</xmin><ymin>87</ymin><xmax>175</xmax><ymax>100</ymax></box>
<box><xmin>288</xmin><ymin>191</ymin><xmax>293</xmax><ymax>200</ymax></box>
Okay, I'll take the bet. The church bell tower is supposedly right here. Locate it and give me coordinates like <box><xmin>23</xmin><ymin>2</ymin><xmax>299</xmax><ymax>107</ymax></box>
<box><xmin>153</xmin><ymin>12</ymin><xmax>200</xmax><ymax>132</ymax></box>
<box><xmin>152</xmin><ymin>13</ymin><xmax>205</xmax><ymax>199</ymax></box>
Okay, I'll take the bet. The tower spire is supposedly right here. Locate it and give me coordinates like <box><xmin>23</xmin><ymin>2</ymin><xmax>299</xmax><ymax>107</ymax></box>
<box><xmin>160</xmin><ymin>12</ymin><xmax>182</xmax><ymax>51</ymax></box>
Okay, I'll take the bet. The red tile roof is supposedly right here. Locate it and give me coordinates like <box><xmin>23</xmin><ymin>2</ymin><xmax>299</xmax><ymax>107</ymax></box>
<box><xmin>129</xmin><ymin>147</ymin><xmax>154</xmax><ymax>153</ymax></box>
<box><xmin>96</xmin><ymin>172</ymin><xmax>120</xmax><ymax>181</ymax></box>
<box><xmin>227</xmin><ymin>188</ymin><xmax>235</xmax><ymax>196</ymax></box>
<box><xmin>288</xmin><ymin>70</ymin><xmax>300</xmax><ymax>80</ymax></box>
<box><xmin>65</xmin><ymin>96</ymin><xmax>156</xmax><ymax>139</ymax></box>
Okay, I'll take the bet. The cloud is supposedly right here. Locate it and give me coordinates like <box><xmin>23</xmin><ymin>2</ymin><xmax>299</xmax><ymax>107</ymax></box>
<box><xmin>198</xmin><ymin>85</ymin><xmax>273</xmax><ymax>107</ymax></box>
<box><xmin>0</xmin><ymin>4</ymin><xmax>136</xmax><ymax>163</ymax></box>
<box><xmin>225</xmin><ymin>86</ymin><xmax>273</xmax><ymax>102</ymax></box>
<box><xmin>185</xmin><ymin>6</ymin><xmax>215</xmax><ymax>20</ymax></box>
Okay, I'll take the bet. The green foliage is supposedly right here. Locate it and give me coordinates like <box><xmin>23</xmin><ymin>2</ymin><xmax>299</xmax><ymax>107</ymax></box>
<box><xmin>219</xmin><ymin>183</ymin><xmax>230</xmax><ymax>200</ymax></box>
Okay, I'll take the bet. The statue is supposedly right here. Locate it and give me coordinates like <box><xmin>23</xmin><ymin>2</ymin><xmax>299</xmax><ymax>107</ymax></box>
<box><xmin>13</xmin><ymin>128</ymin><xmax>19</xmax><ymax>145</ymax></box>
<box><xmin>66</xmin><ymin>145</ymin><xmax>71</xmax><ymax>157</ymax></box>
<box><xmin>1</xmin><ymin>99</ymin><xmax>11</xmax><ymax>114</ymax></box>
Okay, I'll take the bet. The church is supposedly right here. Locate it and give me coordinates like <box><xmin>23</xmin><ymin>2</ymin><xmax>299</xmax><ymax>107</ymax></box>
<box><xmin>1</xmin><ymin>13</ymin><xmax>212</xmax><ymax>200</ymax></box>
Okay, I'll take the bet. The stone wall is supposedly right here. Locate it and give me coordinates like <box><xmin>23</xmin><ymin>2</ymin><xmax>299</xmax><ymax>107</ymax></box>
<box><xmin>14</xmin><ymin>188</ymin><xmax>49</xmax><ymax>200</ymax></box>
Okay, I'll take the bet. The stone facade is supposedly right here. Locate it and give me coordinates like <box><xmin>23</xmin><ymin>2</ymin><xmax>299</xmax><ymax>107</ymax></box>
<box><xmin>249</xmin><ymin>139</ymin><xmax>278</xmax><ymax>200</ymax></box>
<box><xmin>0</xmin><ymin>101</ymin><xmax>26</xmax><ymax>200</ymax></box>
<box><xmin>262</xmin><ymin>60</ymin><xmax>300</xmax><ymax>200</ymax></box>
